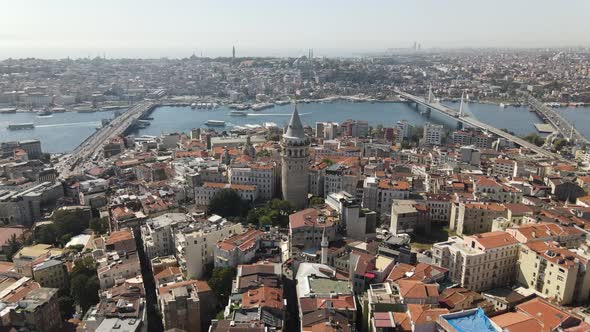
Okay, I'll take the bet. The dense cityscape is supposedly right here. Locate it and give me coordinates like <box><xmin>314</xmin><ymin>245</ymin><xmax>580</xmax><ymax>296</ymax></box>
<box><xmin>2</xmin><ymin>14</ymin><xmax>590</xmax><ymax>332</ymax></box>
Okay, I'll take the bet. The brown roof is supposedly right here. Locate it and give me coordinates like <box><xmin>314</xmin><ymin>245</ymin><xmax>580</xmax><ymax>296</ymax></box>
<box><xmin>241</xmin><ymin>286</ymin><xmax>283</xmax><ymax>310</ymax></box>
<box><xmin>524</xmin><ymin>241</ymin><xmax>587</xmax><ymax>268</ymax></box>
<box><xmin>154</xmin><ymin>266</ymin><xmax>181</xmax><ymax>281</ymax></box>
<box><xmin>467</xmin><ymin>231</ymin><xmax>518</xmax><ymax>249</ymax></box>
<box><xmin>106</xmin><ymin>229</ymin><xmax>134</xmax><ymax>247</ymax></box>
<box><xmin>289</xmin><ymin>208</ymin><xmax>335</xmax><ymax>229</ymax></box>
<box><xmin>516</xmin><ymin>298</ymin><xmax>581</xmax><ymax>332</ymax></box>
<box><xmin>387</xmin><ymin>262</ymin><xmax>447</xmax><ymax>283</ymax></box>
<box><xmin>397</xmin><ymin>280</ymin><xmax>439</xmax><ymax>300</ymax></box>
<box><xmin>407</xmin><ymin>304</ymin><xmax>449</xmax><ymax>325</ymax></box>
<box><xmin>509</xmin><ymin>222</ymin><xmax>584</xmax><ymax>242</ymax></box>
<box><xmin>158</xmin><ymin>279</ymin><xmax>211</xmax><ymax>296</ymax></box>
<box><xmin>491</xmin><ymin>312</ymin><xmax>543</xmax><ymax>332</ymax></box>
<box><xmin>393</xmin><ymin>312</ymin><xmax>412</xmax><ymax>331</ymax></box>
<box><xmin>504</xmin><ymin>203</ymin><xmax>534</xmax><ymax>215</ymax></box>
<box><xmin>0</xmin><ymin>227</ymin><xmax>26</xmax><ymax>246</ymax></box>
<box><xmin>299</xmin><ymin>295</ymin><xmax>355</xmax><ymax>313</ymax></box>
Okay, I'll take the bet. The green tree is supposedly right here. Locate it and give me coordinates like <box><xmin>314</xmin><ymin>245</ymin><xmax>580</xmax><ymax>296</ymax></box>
<box><xmin>70</xmin><ymin>256</ymin><xmax>100</xmax><ymax>313</ymax></box>
<box><xmin>523</xmin><ymin>133</ymin><xmax>545</xmax><ymax>147</ymax></box>
<box><xmin>34</xmin><ymin>224</ymin><xmax>58</xmax><ymax>245</ymax></box>
<box><xmin>555</xmin><ymin>182</ymin><xmax>586</xmax><ymax>203</ymax></box>
<box><xmin>90</xmin><ymin>218</ymin><xmax>109</xmax><ymax>235</ymax></box>
<box><xmin>58</xmin><ymin>295</ymin><xmax>75</xmax><ymax>320</ymax></box>
<box><xmin>36</xmin><ymin>209</ymin><xmax>93</xmax><ymax>246</ymax></box>
<box><xmin>554</xmin><ymin>138</ymin><xmax>568</xmax><ymax>151</ymax></box>
<box><xmin>209</xmin><ymin>267</ymin><xmax>236</xmax><ymax>304</ymax></box>
<box><xmin>53</xmin><ymin>209</ymin><xmax>91</xmax><ymax>238</ymax></box>
<box><xmin>208</xmin><ymin>189</ymin><xmax>250</xmax><ymax>218</ymax></box>
<box><xmin>322</xmin><ymin>158</ymin><xmax>335</xmax><ymax>166</ymax></box>
<box><xmin>256</xmin><ymin>150</ymin><xmax>272</xmax><ymax>158</ymax></box>
<box><xmin>5</xmin><ymin>234</ymin><xmax>23</xmax><ymax>262</ymax></box>
<box><xmin>309</xmin><ymin>197</ymin><xmax>325</xmax><ymax>206</ymax></box>
<box><xmin>245</xmin><ymin>199</ymin><xmax>295</xmax><ymax>228</ymax></box>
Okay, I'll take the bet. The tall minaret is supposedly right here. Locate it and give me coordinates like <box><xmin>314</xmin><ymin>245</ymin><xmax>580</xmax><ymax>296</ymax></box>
<box><xmin>321</xmin><ymin>228</ymin><xmax>328</xmax><ymax>265</ymax></box>
<box><xmin>281</xmin><ymin>104</ymin><xmax>310</xmax><ymax>209</ymax></box>
<box><xmin>232</xmin><ymin>46</ymin><xmax>235</xmax><ymax>60</ymax></box>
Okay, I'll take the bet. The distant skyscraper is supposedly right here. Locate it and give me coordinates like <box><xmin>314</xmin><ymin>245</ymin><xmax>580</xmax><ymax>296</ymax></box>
<box><xmin>232</xmin><ymin>46</ymin><xmax>235</xmax><ymax>60</ymax></box>
<box><xmin>281</xmin><ymin>106</ymin><xmax>310</xmax><ymax>209</ymax></box>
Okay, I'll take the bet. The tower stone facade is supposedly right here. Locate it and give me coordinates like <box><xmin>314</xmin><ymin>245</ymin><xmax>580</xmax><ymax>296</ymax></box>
<box><xmin>281</xmin><ymin>107</ymin><xmax>310</xmax><ymax>210</ymax></box>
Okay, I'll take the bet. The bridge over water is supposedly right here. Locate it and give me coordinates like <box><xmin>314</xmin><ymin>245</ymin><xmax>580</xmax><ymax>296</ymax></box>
<box><xmin>395</xmin><ymin>90</ymin><xmax>563</xmax><ymax>161</ymax></box>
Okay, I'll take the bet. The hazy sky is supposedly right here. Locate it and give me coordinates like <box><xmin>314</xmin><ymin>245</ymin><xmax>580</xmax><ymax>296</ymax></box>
<box><xmin>1</xmin><ymin>0</ymin><xmax>589</xmax><ymax>58</ymax></box>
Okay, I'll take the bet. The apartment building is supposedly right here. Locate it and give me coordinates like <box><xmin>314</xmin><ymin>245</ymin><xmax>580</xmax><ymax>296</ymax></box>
<box><xmin>324</xmin><ymin>163</ymin><xmax>359</xmax><ymax>198</ymax></box>
<box><xmin>493</xmin><ymin>158</ymin><xmax>518</xmax><ymax>178</ymax></box>
<box><xmin>140</xmin><ymin>213</ymin><xmax>188</xmax><ymax>261</ymax></box>
<box><xmin>517</xmin><ymin>241</ymin><xmax>590</xmax><ymax>305</ymax></box>
<box><xmin>362</xmin><ymin>177</ymin><xmax>411</xmax><ymax>217</ymax></box>
<box><xmin>228</xmin><ymin>162</ymin><xmax>277</xmax><ymax>200</ymax></box>
<box><xmin>158</xmin><ymin>279</ymin><xmax>212</xmax><ymax>332</ymax></box>
<box><xmin>194</xmin><ymin>182</ymin><xmax>257</xmax><ymax>207</ymax></box>
<box><xmin>289</xmin><ymin>207</ymin><xmax>338</xmax><ymax>250</ymax></box>
<box><xmin>452</xmin><ymin>202</ymin><xmax>507</xmax><ymax>236</ymax></box>
<box><xmin>174</xmin><ymin>217</ymin><xmax>244</xmax><ymax>279</ymax></box>
<box><xmin>326</xmin><ymin>191</ymin><xmax>377</xmax><ymax>241</ymax></box>
<box><xmin>31</xmin><ymin>259</ymin><xmax>68</xmax><ymax>290</ymax></box>
<box><xmin>506</xmin><ymin>222</ymin><xmax>585</xmax><ymax>248</ymax></box>
<box><xmin>433</xmin><ymin>231</ymin><xmax>519</xmax><ymax>292</ymax></box>
<box><xmin>423</xmin><ymin>123</ymin><xmax>443</xmax><ymax>146</ymax></box>
<box><xmin>213</xmin><ymin>229</ymin><xmax>264</xmax><ymax>268</ymax></box>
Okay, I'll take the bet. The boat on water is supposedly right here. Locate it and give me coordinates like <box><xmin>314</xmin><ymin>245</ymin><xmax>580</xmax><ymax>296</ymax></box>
<box><xmin>37</xmin><ymin>109</ymin><xmax>53</xmax><ymax>116</ymax></box>
<box><xmin>251</xmin><ymin>103</ymin><xmax>274</xmax><ymax>111</ymax></box>
<box><xmin>75</xmin><ymin>107</ymin><xmax>96</xmax><ymax>113</ymax></box>
<box><xmin>206</xmin><ymin>120</ymin><xmax>225</xmax><ymax>127</ymax></box>
<box><xmin>229</xmin><ymin>104</ymin><xmax>250</xmax><ymax>111</ymax></box>
<box><xmin>230</xmin><ymin>111</ymin><xmax>248</xmax><ymax>116</ymax></box>
<box><xmin>137</xmin><ymin>120</ymin><xmax>151</xmax><ymax>128</ymax></box>
<box><xmin>499</xmin><ymin>103</ymin><xmax>506</xmax><ymax>108</ymax></box>
<box><xmin>0</xmin><ymin>108</ymin><xmax>17</xmax><ymax>114</ymax></box>
<box><xmin>8</xmin><ymin>123</ymin><xmax>35</xmax><ymax>130</ymax></box>
<box><xmin>274</xmin><ymin>100</ymin><xmax>290</xmax><ymax>105</ymax></box>
<box><xmin>51</xmin><ymin>107</ymin><xmax>66</xmax><ymax>113</ymax></box>
<box><xmin>191</xmin><ymin>103</ymin><xmax>197</xmax><ymax>109</ymax></box>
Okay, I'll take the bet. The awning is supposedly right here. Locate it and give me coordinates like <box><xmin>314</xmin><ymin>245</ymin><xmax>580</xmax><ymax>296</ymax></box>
<box><xmin>364</xmin><ymin>272</ymin><xmax>376</xmax><ymax>279</ymax></box>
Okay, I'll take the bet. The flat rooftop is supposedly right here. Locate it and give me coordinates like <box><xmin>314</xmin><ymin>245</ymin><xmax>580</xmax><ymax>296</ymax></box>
<box><xmin>308</xmin><ymin>277</ymin><xmax>350</xmax><ymax>295</ymax></box>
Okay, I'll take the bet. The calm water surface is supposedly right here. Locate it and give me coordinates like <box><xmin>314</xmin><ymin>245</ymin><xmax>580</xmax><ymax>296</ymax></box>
<box><xmin>1</xmin><ymin>102</ymin><xmax>589</xmax><ymax>153</ymax></box>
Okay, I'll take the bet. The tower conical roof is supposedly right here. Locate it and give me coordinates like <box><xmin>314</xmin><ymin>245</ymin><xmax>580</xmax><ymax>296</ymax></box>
<box><xmin>284</xmin><ymin>106</ymin><xmax>305</xmax><ymax>139</ymax></box>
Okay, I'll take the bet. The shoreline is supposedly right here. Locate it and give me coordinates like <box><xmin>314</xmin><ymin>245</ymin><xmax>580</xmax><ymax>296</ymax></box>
<box><xmin>2</xmin><ymin>96</ymin><xmax>586</xmax><ymax>114</ymax></box>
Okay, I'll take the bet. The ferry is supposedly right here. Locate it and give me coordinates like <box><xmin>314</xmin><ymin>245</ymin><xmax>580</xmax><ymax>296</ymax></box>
<box><xmin>191</xmin><ymin>103</ymin><xmax>197</xmax><ymax>109</ymax></box>
<box><xmin>0</xmin><ymin>108</ymin><xmax>17</xmax><ymax>114</ymax></box>
<box><xmin>37</xmin><ymin>109</ymin><xmax>53</xmax><ymax>116</ymax></box>
<box><xmin>230</xmin><ymin>111</ymin><xmax>247</xmax><ymax>116</ymax></box>
<box><xmin>8</xmin><ymin>123</ymin><xmax>35</xmax><ymax>130</ymax></box>
<box><xmin>275</xmin><ymin>100</ymin><xmax>290</xmax><ymax>106</ymax></box>
<box><xmin>137</xmin><ymin>120</ymin><xmax>151</xmax><ymax>128</ymax></box>
<box><xmin>251</xmin><ymin>103</ymin><xmax>274</xmax><ymax>111</ymax></box>
<box><xmin>51</xmin><ymin>107</ymin><xmax>66</xmax><ymax>113</ymax></box>
<box><xmin>74</xmin><ymin>106</ymin><xmax>96</xmax><ymax>113</ymax></box>
<box><xmin>229</xmin><ymin>104</ymin><xmax>250</xmax><ymax>111</ymax></box>
<box><xmin>206</xmin><ymin>120</ymin><xmax>225</xmax><ymax>127</ymax></box>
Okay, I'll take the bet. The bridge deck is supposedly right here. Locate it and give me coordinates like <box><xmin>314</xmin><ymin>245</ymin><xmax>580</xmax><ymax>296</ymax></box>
<box><xmin>395</xmin><ymin>90</ymin><xmax>562</xmax><ymax>160</ymax></box>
